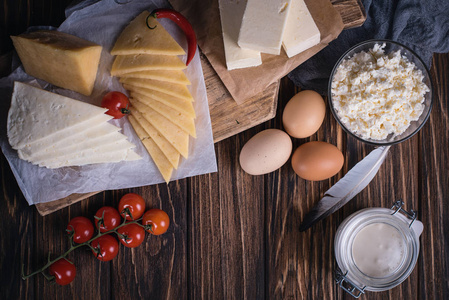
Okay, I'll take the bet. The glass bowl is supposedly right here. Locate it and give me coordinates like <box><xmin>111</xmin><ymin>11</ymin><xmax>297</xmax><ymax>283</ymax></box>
<box><xmin>328</xmin><ymin>40</ymin><xmax>433</xmax><ymax>146</ymax></box>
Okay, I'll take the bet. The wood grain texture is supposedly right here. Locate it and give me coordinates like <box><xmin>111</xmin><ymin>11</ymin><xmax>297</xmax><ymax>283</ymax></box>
<box><xmin>331</xmin><ymin>0</ymin><xmax>367</xmax><ymax>29</ymax></box>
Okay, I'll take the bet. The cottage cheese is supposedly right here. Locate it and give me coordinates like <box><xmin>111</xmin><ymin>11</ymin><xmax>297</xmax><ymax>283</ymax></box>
<box><xmin>331</xmin><ymin>43</ymin><xmax>430</xmax><ymax>140</ymax></box>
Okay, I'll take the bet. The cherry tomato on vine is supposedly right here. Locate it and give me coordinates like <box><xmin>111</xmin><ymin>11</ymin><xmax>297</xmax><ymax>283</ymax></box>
<box><xmin>66</xmin><ymin>216</ymin><xmax>94</xmax><ymax>244</ymax></box>
<box><xmin>118</xmin><ymin>193</ymin><xmax>146</xmax><ymax>220</ymax></box>
<box><xmin>101</xmin><ymin>91</ymin><xmax>130</xmax><ymax>119</ymax></box>
<box><xmin>91</xmin><ymin>235</ymin><xmax>119</xmax><ymax>261</ymax></box>
<box><xmin>117</xmin><ymin>223</ymin><xmax>146</xmax><ymax>248</ymax></box>
<box><xmin>142</xmin><ymin>209</ymin><xmax>170</xmax><ymax>235</ymax></box>
<box><xmin>95</xmin><ymin>207</ymin><xmax>121</xmax><ymax>233</ymax></box>
<box><xmin>49</xmin><ymin>258</ymin><xmax>76</xmax><ymax>286</ymax></box>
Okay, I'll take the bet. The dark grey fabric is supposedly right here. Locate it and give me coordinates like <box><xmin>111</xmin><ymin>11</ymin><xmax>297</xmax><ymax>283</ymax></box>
<box><xmin>287</xmin><ymin>0</ymin><xmax>449</xmax><ymax>94</ymax></box>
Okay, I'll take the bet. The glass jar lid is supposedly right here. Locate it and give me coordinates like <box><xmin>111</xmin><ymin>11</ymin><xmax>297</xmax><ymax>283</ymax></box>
<box><xmin>334</xmin><ymin>201</ymin><xmax>423</xmax><ymax>297</ymax></box>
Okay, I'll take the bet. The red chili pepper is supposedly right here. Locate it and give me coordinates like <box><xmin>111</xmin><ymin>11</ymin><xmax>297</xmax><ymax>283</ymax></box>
<box><xmin>146</xmin><ymin>8</ymin><xmax>197</xmax><ymax>66</ymax></box>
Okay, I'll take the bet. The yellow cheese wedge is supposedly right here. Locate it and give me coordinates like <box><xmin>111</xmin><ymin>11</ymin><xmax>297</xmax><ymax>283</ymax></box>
<box><xmin>11</xmin><ymin>30</ymin><xmax>102</xmax><ymax>96</ymax></box>
<box><xmin>124</xmin><ymin>85</ymin><xmax>196</xmax><ymax>118</ymax></box>
<box><xmin>130</xmin><ymin>108</ymin><xmax>181</xmax><ymax>169</ymax></box>
<box><xmin>120</xmin><ymin>77</ymin><xmax>194</xmax><ymax>101</ymax></box>
<box><xmin>130</xmin><ymin>98</ymin><xmax>189</xmax><ymax>158</ymax></box>
<box><xmin>111</xmin><ymin>54</ymin><xmax>186</xmax><ymax>76</ymax></box>
<box><xmin>131</xmin><ymin>97</ymin><xmax>196</xmax><ymax>138</ymax></box>
<box><xmin>111</xmin><ymin>12</ymin><xmax>185</xmax><ymax>56</ymax></box>
<box><xmin>128</xmin><ymin>115</ymin><xmax>173</xmax><ymax>183</ymax></box>
<box><xmin>119</xmin><ymin>69</ymin><xmax>191</xmax><ymax>85</ymax></box>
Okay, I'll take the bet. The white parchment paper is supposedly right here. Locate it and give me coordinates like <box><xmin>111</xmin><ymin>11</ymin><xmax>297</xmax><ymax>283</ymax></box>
<box><xmin>0</xmin><ymin>0</ymin><xmax>217</xmax><ymax>205</ymax></box>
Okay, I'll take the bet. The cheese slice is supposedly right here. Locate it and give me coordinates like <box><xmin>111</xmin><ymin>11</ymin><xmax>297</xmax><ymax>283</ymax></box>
<box><xmin>237</xmin><ymin>0</ymin><xmax>291</xmax><ymax>55</ymax></box>
<box><xmin>111</xmin><ymin>12</ymin><xmax>185</xmax><ymax>56</ymax></box>
<box><xmin>11</xmin><ymin>30</ymin><xmax>102</xmax><ymax>96</ymax></box>
<box><xmin>38</xmin><ymin>138</ymin><xmax>135</xmax><ymax>165</ymax></box>
<box><xmin>7</xmin><ymin>82</ymin><xmax>109</xmax><ymax>150</ymax></box>
<box><xmin>130</xmin><ymin>98</ymin><xmax>189</xmax><ymax>158</ymax></box>
<box><xmin>120</xmin><ymin>77</ymin><xmax>194</xmax><ymax>102</ymax></box>
<box><xmin>18</xmin><ymin>122</ymin><xmax>121</xmax><ymax>159</ymax></box>
<box><xmin>130</xmin><ymin>109</ymin><xmax>180</xmax><ymax>169</ymax></box>
<box><xmin>42</xmin><ymin>148</ymin><xmax>141</xmax><ymax>169</ymax></box>
<box><xmin>131</xmin><ymin>97</ymin><xmax>196</xmax><ymax>138</ymax></box>
<box><xmin>126</xmin><ymin>86</ymin><xmax>195</xmax><ymax>118</ymax></box>
<box><xmin>129</xmin><ymin>115</ymin><xmax>173</xmax><ymax>183</ymax></box>
<box><xmin>111</xmin><ymin>54</ymin><xmax>186</xmax><ymax>76</ymax></box>
<box><xmin>219</xmin><ymin>0</ymin><xmax>262</xmax><ymax>70</ymax></box>
<box><xmin>26</xmin><ymin>131</ymin><xmax>129</xmax><ymax>163</ymax></box>
<box><xmin>282</xmin><ymin>0</ymin><xmax>320</xmax><ymax>57</ymax></box>
<box><xmin>119</xmin><ymin>69</ymin><xmax>191</xmax><ymax>85</ymax></box>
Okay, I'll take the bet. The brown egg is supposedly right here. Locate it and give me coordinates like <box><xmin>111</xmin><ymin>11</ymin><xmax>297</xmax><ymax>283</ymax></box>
<box><xmin>282</xmin><ymin>90</ymin><xmax>326</xmax><ymax>138</ymax></box>
<box><xmin>291</xmin><ymin>141</ymin><xmax>344</xmax><ymax>181</ymax></box>
<box><xmin>239</xmin><ymin>129</ymin><xmax>292</xmax><ymax>175</ymax></box>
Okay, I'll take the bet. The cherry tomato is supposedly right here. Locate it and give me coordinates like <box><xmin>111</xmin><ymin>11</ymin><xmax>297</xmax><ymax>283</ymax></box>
<box><xmin>101</xmin><ymin>91</ymin><xmax>130</xmax><ymax>119</ymax></box>
<box><xmin>118</xmin><ymin>193</ymin><xmax>146</xmax><ymax>220</ymax></box>
<box><xmin>95</xmin><ymin>207</ymin><xmax>121</xmax><ymax>233</ymax></box>
<box><xmin>49</xmin><ymin>258</ymin><xmax>76</xmax><ymax>286</ymax></box>
<box><xmin>117</xmin><ymin>223</ymin><xmax>146</xmax><ymax>248</ymax></box>
<box><xmin>142</xmin><ymin>209</ymin><xmax>170</xmax><ymax>235</ymax></box>
<box><xmin>66</xmin><ymin>216</ymin><xmax>94</xmax><ymax>244</ymax></box>
<box><xmin>91</xmin><ymin>235</ymin><xmax>119</xmax><ymax>261</ymax></box>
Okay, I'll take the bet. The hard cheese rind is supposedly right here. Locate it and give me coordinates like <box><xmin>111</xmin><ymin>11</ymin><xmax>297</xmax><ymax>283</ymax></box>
<box><xmin>111</xmin><ymin>12</ymin><xmax>185</xmax><ymax>56</ymax></box>
<box><xmin>11</xmin><ymin>30</ymin><xmax>102</xmax><ymax>96</ymax></box>
<box><xmin>282</xmin><ymin>0</ymin><xmax>320</xmax><ymax>57</ymax></box>
<box><xmin>218</xmin><ymin>0</ymin><xmax>262</xmax><ymax>70</ymax></box>
<box><xmin>238</xmin><ymin>0</ymin><xmax>292</xmax><ymax>55</ymax></box>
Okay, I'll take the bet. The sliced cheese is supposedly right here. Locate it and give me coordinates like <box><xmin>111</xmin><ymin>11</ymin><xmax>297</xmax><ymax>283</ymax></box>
<box><xmin>131</xmin><ymin>97</ymin><xmax>196</xmax><ymax>138</ymax></box>
<box><xmin>282</xmin><ymin>0</ymin><xmax>320</xmax><ymax>57</ymax></box>
<box><xmin>11</xmin><ymin>30</ymin><xmax>102</xmax><ymax>96</ymax></box>
<box><xmin>27</xmin><ymin>131</ymin><xmax>129</xmax><ymax>163</ymax></box>
<box><xmin>129</xmin><ymin>115</ymin><xmax>173</xmax><ymax>183</ymax></box>
<box><xmin>42</xmin><ymin>148</ymin><xmax>141</xmax><ymax>169</ymax></box>
<box><xmin>7</xmin><ymin>82</ymin><xmax>109</xmax><ymax>150</ymax></box>
<box><xmin>119</xmin><ymin>69</ymin><xmax>191</xmax><ymax>85</ymax></box>
<box><xmin>126</xmin><ymin>86</ymin><xmax>195</xmax><ymax>118</ymax></box>
<box><xmin>19</xmin><ymin>122</ymin><xmax>121</xmax><ymax>158</ymax></box>
<box><xmin>237</xmin><ymin>0</ymin><xmax>291</xmax><ymax>55</ymax></box>
<box><xmin>130</xmin><ymin>98</ymin><xmax>189</xmax><ymax>158</ymax></box>
<box><xmin>218</xmin><ymin>0</ymin><xmax>262</xmax><ymax>70</ymax></box>
<box><xmin>111</xmin><ymin>11</ymin><xmax>185</xmax><ymax>56</ymax></box>
<box><xmin>120</xmin><ymin>77</ymin><xmax>193</xmax><ymax>102</ymax></box>
<box><xmin>111</xmin><ymin>54</ymin><xmax>186</xmax><ymax>76</ymax></box>
<box><xmin>130</xmin><ymin>109</ymin><xmax>180</xmax><ymax>169</ymax></box>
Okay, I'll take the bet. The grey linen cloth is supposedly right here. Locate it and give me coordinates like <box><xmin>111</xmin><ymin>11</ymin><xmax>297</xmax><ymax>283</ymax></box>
<box><xmin>288</xmin><ymin>0</ymin><xmax>449</xmax><ymax>94</ymax></box>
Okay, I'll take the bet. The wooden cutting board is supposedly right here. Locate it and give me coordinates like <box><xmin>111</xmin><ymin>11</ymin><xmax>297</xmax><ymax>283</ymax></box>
<box><xmin>27</xmin><ymin>0</ymin><xmax>365</xmax><ymax>215</ymax></box>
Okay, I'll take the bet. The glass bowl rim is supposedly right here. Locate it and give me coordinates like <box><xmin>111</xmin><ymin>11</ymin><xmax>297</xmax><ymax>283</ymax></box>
<box><xmin>327</xmin><ymin>39</ymin><xmax>434</xmax><ymax>146</ymax></box>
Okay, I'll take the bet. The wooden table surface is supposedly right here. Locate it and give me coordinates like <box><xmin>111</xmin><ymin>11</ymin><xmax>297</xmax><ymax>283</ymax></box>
<box><xmin>1</xmin><ymin>1</ymin><xmax>448</xmax><ymax>299</ymax></box>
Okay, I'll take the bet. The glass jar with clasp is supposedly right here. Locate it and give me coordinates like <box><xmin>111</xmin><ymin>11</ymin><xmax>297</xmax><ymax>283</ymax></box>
<box><xmin>334</xmin><ymin>200</ymin><xmax>423</xmax><ymax>298</ymax></box>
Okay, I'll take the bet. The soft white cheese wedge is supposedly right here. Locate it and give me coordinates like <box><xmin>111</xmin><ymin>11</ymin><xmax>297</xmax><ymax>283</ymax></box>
<box><xmin>7</xmin><ymin>82</ymin><xmax>109</xmax><ymax>149</ymax></box>
<box><xmin>282</xmin><ymin>0</ymin><xmax>320</xmax><ymax>58</ymax></box>
<box><xmin>38</xmin><ymin>139</ymin><xmax>138</xmax><ymax>168</ymax></box>
<box><xmin>237</xmin><ymin>0</ymin><xmax>291</xmax><ymax>55</ymax></box>
<box><xmin>42</xmin><ymin>148</ymin><xmax>141</xmax><ymax>169</ymax></box>
<box><xmin>218</xmin><ymin>0</ymin><xmax>262</xmax><ymax>70</ymax></box>
<box><xmin>18</xmin><ymin>121</ymin><xmax>121</xmax><ymax>159</ymax></box>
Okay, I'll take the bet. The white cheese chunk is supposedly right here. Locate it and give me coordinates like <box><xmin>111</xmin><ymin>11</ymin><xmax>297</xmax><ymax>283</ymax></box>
<box><xmin>18</xmin><ymin>121</ymin><xmax>121</xmax><ymax>159</ymax></box>
<box><xmin>282</xmin><ymin>0</ymin><xmax>320</xmax><ymax>58</ymax></box>
<box><xmin>237</xmin><ymin>0</ymin><xmax>291</xmax><ymax>55</ymax></box>
<box><xmin>7</xmin><ymin>82</ymin><xmax>109</xmax><ymax>149</ymax></box>
<box><xmin>219</xmin><ymin>0</ymin><xmax>262</xmax><ymax>70</ymax></box>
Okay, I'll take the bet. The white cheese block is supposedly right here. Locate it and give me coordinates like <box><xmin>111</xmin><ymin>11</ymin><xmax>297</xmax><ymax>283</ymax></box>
<box><xmin>42</xmin><ymin>148</ymin><xmax>141</xmax><ymax>169</ymax></box>
<box><xmin>18</xmin><ymin>121</ymin><xmax>121</xmax><ymax>159</ymax></box>
<box><xmin>237</xmin><ymin>0</ymin><xmax>291</xmax><ymax>55</ymax></box>
<box><xmin>282</xmin><ymin>0</ymin><xmax>320</xmax><ymax>58</ymax></box>
<box><xmin>218</xmin><ymin>0</ymin><xmax>262</xmax><ymax>70</ymax></box>
<box><xmin>38</xmin><ymin>139</ymin><xmax>139</xmax><ymax>168</ymax></box>
<box><xmin>26</xmin><ymin>131</ymin><xmax>129</xmax><ymax>163</ymax></box>
<box><xmin>7</xmin><ymin>82</ymin><xmax>109</xmax><ymax>149</ymax></box>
